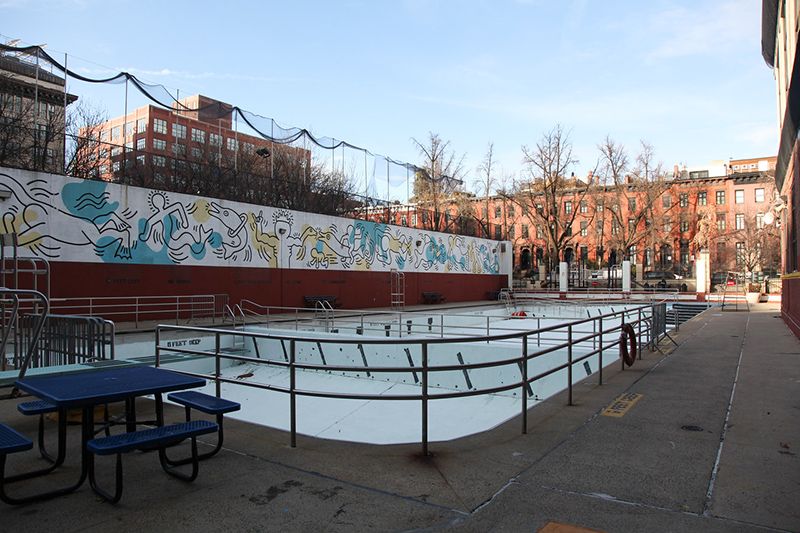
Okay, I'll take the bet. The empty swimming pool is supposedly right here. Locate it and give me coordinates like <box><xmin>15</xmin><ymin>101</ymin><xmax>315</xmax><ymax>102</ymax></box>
<box><xmin>154</xmin><ymin>300</ymin><xmax>670</xmax><ymax>448</ymax></box>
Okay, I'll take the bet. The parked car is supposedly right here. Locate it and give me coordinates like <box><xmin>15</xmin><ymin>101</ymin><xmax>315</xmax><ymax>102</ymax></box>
<box><xmin>711</xmin><ymin>272</ymin><xmax>728</xmax><ymax>286</ymax></box>
<box><xmin>643</xmin><ymin>270</ymin><xmax>679</xmax><ymax>280</ymax></box>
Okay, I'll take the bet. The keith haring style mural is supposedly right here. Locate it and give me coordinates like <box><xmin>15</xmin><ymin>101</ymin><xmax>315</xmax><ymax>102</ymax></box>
<box><xmin>0</xmin><ymin>169</ymin><xmax>505</xmax><ymax>276</ymax></box>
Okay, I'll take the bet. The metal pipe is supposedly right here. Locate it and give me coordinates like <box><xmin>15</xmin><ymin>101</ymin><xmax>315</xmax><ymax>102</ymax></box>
<box><xmin>521</xmin><ymin>335</ymin><xmax>528</xmax><ymax>434</ymax></box>
<box><xmin>422</xmin><ymin>342</ymin><xmax>429</xmax><ymax>456</ymax></box>
<box><xmin>290</xmin><ymin>339</ymin><xmax>297</xmax><ymax>448</ymax></box>
<box><xmin>567</xmin><ymin>324</ymin><xmax>573</xmax><ymax>406</ymax></box>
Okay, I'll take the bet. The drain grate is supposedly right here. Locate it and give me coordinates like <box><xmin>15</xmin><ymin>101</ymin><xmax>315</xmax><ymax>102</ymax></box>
<box><xmin>681</xmin><ymin>425</ymin><xmax>704</xmax><ymax>432</ymax></box>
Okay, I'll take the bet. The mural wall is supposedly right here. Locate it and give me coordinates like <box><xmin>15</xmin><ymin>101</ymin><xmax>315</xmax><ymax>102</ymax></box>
<box><xmin>0</xmin><ymin>168</ymin><xmax>507</xmax><ymax>277</ymax></box>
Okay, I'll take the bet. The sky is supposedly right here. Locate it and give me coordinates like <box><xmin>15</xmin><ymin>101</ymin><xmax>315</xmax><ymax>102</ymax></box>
<box><xmin>2</xmin><ymin>0</ymin><xmax>779</xmax><ymax>199</ymax></box>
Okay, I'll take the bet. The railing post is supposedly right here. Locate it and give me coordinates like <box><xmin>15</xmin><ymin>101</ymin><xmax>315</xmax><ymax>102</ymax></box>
<box><xmin>398</xmin><ymin>312</ymin><xmax>402</xmax><ymax>338</ymax></box>
<box><xmin>290</xmin><ymin>339</ymin><xmax>297</xmax><ymax>448</ymax></box>
<box><xmin>422</xmin><ymin>342</ymin><xmax>429</xmax><ymax>456</ymax></box>
<box><xmin>567</xmin><ymin>324</ymin><xmax>573</xmax><ymax>406</ymax></box>
<box><xmin>486</xmin><ymin>316</ymin><xmax>490</xmax><ymax>341</ymax></box>
<box><xmin>674</xmin><ymin>308</ymin><xmax>679</xmax><ymax>332</ymax></box>
<box><xmin>598</xmin><ymin>316</ymin><xmax>603</xmax><ymax>385</ymax></box>
<box><xmin>620</xmin><ymin>313</ymin><xmax>626</xmax><ymax>371</ymax></box>
<box><xmin>440</xmin><ymin>315</ymin><xmax>444</xmax><ymax>338</ymax></box>
<box><xmin>155</xmin><ymin>327</ymin><xmax>161</xmax><ymax>367</ymax></box>
<box><xmin>537</xmin><ymin>317</ymin><xmax>541</xmax><ymax>347</ymax></box>
<box><xmin>637</xmin><ymin>308</ymin><xmax>643</xmax><ymax>360</ymax></box>
<box><xmin>215</xmin><ymin>332</ymin><xmax>221</xmax><ymax>398</ymax></box>
<box><xmin>521</xmin><ymin>335</ymin><xmax>528</xmax><ymax>434</ymax></box>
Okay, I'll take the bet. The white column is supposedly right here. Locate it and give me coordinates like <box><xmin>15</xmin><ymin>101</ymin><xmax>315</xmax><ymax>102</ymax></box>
<box><xmin>559</xmin><ymin>261</ymin><xmax>568</xmax><ymax>292</ymax></box>
<box><xmin>696</xmin><ymin>249</ymin><xmax>710</xmax><ymax>295</ymax></box>
<box><xmin>622</xmin><ymin>260</ymin><xmax>631</xmax><ymax>293</ymax></box>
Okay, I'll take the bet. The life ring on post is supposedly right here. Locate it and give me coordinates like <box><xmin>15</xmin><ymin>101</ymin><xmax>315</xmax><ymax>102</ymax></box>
<box><xmin>619</xmin><ymin>323</ymin><xmax>637</xmax><ymax>367</ymax></box>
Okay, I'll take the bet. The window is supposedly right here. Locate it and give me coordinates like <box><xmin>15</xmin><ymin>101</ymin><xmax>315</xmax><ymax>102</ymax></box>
<box><xmin>596</xmin><ymin>218</ymin><xmax>604</xmax><ymax>234</ymax></box>
<box><xmin>612</xmin><ymin>219</ymin><xmax>620</xmax><ymax>235</ymax></box>
<box><xmin>735</xmin><ymin>242</ymin><xmax>745</xmax><ymax>266</ymax></box>
<box><xmin>755</xmin><ymin>188</ymin><xmax>765</xmax><ymax>202</ymax></box>
<box><xmin>99</xmin><ymin>130</ymin><xmax>109</xmax><ymax>142</ymax></box>
<box><xmin>645</xmin><ymin>248</ymin><xmax>653</xmax><ymax>266</ymax></box>
<box><xmin>756</xmin><ymin>213</ymin><xmax>765</xmax><ymax>229</ymax></box>
<box><xmin>716</xmin><ymin>190</ymin><xmax>725</xmax><ymax>205</ymax></box>
<box><xmin>153</xmin><ymin>155</ymin><xmax>166</xmax><ymax>167</ymax></box>
<box><xmin>628</xmin><ymin>198</ymin><xmax>636</xmax><ymax>212</ymax></box>
<box><xmin>191</xmin><ymin>147</ymin><xmax>202</xmax><ymax>159</ymax></box>
<box><xmin>153</xmin><ymin>139</ymin><xmax>166</xmax><ymax>151</ymax></box>
<box><xmin>564</xmin><ymin>201</ymin><xmax>572</xmax><ymax>214</ymax></box>
<box><xmin>112</xmin><ymin>161</ymin><xmax>120</xmax><ymax>172</ymax></box>
<box><xmin>243</xmin><ymin>142</ymin><xmax>255</xmax><ymax>155</ymax></box>
<box><xmin>136</xmin><ymin>138</ymin><xmax>145</xmax><ymax>151</ymax></box>
<box><xmin>153</xmin><ymin>118</ymin><xmax>167</xmax><ymax>135</ymax></box>
<box><xmin>522</xmin><ymin>224</ymin><xmax>529</xmax><ymax>238</ymax></box>
<box><xmin>663</xmin><ymin>217</ymin><xmax>672</xmax><ymax>232</ymax></box>
<box><xmin>111</xmin><ymin>126</ymin><xmax>120</xmax><ymax>140</ymax></box>
<box><xmin>111</xmin><ymin>146</ymin><xmax>121</xmax><ymax>156</ymax></box>
<box><xmin>536</xmin><ymin>203</ymin><xmax>543</xmax><ymax>215</ymax></box>
<box><xmin>662</xmin><ymin>195</ymin><xmax>672</xmax><ymax>208</ymax></box>
<box><xmin>717</xmin><ymin>242</ymin><xmax>726</xmax><ymax>261</ymax></box>
<box><xmin>172</xmin><ymin>123</ymin><xmax>187</xmax><ymax>139</ymax></box>
<box><xmin>716</xmin><ymin>214</ymin><xmax>726</xmax><ymax>231</ymax></box>
<box><xmin>680</xmin><ymin>219</ymin><xmax>689</xmax><ymax>233</ymax></box>
<box><xmin>508</xmin><ymin>226</ymin><xmax>515</xmax><ymax>239</ymax></box>
<box><xmin>735</xmin><ymin>189</ymin><xmax>744</xmax><ymax>204</ymax></box>
<box><xmin>698</xmin><ymin>191</ymin><xmax>707</xmax><ymax>206</ymax></box>
<box><xmin>209</xmin><ymin>133</ymin><xmax>222</xmax><ymax>147</ymax></box>
<box><xmin>125</xmin><ymin>122</ymin><xmax>134</xmax><ymax>137</ymax></box>
<box><xmin>735</xmin><ymin>213</ymin><xmax>745</xmax><ymax>230</ymax></box>
<box><xmin>191</xmin><ymin>128</ymin><xmax>205</xmax><ymax>143</ymax></box>
<box><xmin>628</xmin><ymin>218</ymin><xmax>636</xmax><ymax>232</ymax></box>
<box><xmin>689</xmin><ymin>170</ymin><xmax>709</xmax><ymax>179</ymax></box>
<box><xmin>136</xmin><ymin>118</ymin><xmax>147</xmax><ymax>133</ymax></box>
<box><xmin>679</xmin><ymin>193</ymin><xmax>688</xmax><ymax>207</ymax></box>
<box><xmin>565</xmin><ymin>224</ymin><xmax>572</xmax><ymax>236</ymax></box>
<box><xmin>508</xmin><ymin>205</ymin><xmax>515</xmax><ymax>217</ymax></box>
<box><xmin>494</xmin><ymin>226</ymin><xmax>501</xmax><ymax>239</ymax></box>
<box><xmin>494</xmin><ymin>206</ymin><xmax>501</xmax><ymax>218</ymax></box>
<box><xmin>226</xmin><ymin>138</ymin><xmax>238</xmax><ymax>151</ymax></box>
<box><xmin>629</xmin><ymin>245</ymin><xmax>637</xmax><ymax>263</ymax></box>
<box><xmin>481</xmin><ymin>207</ymin><xmax>488</xmax><ymax>219</ymax></box>
<box><xmin>172</xmin><ymin>143</ymin><xmax>186</xmax><ymax>157</ymax></box>
<box><xmin>136</xmin><ymin>154</ymin><xmax>145</xmax><ymax>166</ymax></box>
<box><xmin>596</xmin><ymin>201</ymin><xmax>604</xmax><ymax>212</ymax></box>
<box><xmin>536</xmin><ymin>225</ymin><xmax>543</xmax><ymax>239</ymax></box>
<box><xmin>580</xmin><ymin>201</ymin><xmax>587</xmax><ymax>213</ymax></box>
<box><xmin>580</xmin><ymin>221</ymin><xmax>588</xmax><ymax>236</ymax></box>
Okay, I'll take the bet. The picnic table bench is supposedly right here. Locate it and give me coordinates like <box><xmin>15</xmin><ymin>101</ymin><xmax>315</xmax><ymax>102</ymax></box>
<box><xmin>422</xmin><ymin>291</ymin><xmax>445</xmax><ymax>304</ymax></box>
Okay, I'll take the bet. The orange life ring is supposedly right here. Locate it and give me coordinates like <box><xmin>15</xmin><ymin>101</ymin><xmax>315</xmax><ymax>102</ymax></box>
<box><xmin>619</xmin><ymin>323</ymin><xmax>637</xmax><ymax>367</ymax></box>
<box><xmin>511</xmin><ymin>310</ymin><xmax>527</xmax><ymax>317</ymax></box>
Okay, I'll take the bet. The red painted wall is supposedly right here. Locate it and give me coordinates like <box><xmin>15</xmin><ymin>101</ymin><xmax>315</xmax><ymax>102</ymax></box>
<box><xmin>48</xmin><ymin>261</ymin><xmax>506</xmax><ymax>312</ymax></box>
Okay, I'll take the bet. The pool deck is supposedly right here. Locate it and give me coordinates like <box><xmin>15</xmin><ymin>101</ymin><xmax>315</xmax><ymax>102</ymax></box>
<box><xmin>2</xmin><ymin>302</ymin><xmax>798</xmax><ymax>532</ymax></box>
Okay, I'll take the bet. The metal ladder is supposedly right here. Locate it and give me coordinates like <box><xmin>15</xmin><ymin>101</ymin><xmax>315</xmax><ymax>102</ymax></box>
<box><xmin>314</xmin><ymin>299</ymin><xmax>334</xmax><ymax>332</ymax></box>
<box><xmin>390</xmin><ymin>269</ymin><xmax>405</xmax><ymax>310</ymax></box>
<box><xmin>498</xmin><ymin>288</ymin><xmax>517</xmax><ymax>314</ymax></box>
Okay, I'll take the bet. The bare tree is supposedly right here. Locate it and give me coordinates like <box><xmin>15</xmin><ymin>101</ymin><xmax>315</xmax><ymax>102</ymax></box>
<box><xmin>510</xmin><ymin>125</ymin><xmax>589</xmax><ymax>270</ymax></box>
<box><xmin>411</xmin><ymin>132</ymin><xmax>466</xmax><ymax>232</ymax></box>
<box><xmin>66</xmin><ymin>101</ymin><xmax>108</xmax><ymax>178</ymax></box>
<box><xmin>475</xmin><ymin>142</ymin><xmax>498</xmax><ymax>238</ymax></box>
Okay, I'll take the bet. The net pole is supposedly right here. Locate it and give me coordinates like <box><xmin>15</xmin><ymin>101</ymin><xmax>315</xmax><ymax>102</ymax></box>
<box><xmin>62</xmin><ymin>52</ymin><xmax>68</xmax><ymax>174</ymax></box>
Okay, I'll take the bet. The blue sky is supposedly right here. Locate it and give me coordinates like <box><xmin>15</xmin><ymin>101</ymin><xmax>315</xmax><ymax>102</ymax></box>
<box><xmin>3</xmin><ymin>0</ymin><xmax>777</xmax><ymax>197</ymax></box>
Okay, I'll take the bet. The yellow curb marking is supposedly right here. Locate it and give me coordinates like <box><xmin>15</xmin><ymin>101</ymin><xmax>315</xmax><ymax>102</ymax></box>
<box><xmin>602</xmin><ymin>392</ymin><xmax>642</xmax><ymax>418</ymax></box>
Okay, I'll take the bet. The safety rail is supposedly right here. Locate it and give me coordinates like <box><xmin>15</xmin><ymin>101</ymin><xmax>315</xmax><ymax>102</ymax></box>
<box><xmin>17</xmin><ymin>314</ymin><xmax>115</xmax><ymax>369</ymax></box>
<box><xmin>155</xmin><ymin>303</ymin><xmax>659</xmax><ymax>455</ymax></box>
<box><xmin>0</xmin><ymin>288</ymin><xmax>49</xmax><ymax>380</ymax></box>
<box><xmin>48</xmin><ymin>294</ymin><xmax>229</xmax><ymax>328</ymax></box>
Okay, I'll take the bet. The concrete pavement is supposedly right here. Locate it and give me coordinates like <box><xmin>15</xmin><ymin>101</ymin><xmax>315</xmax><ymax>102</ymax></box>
<box><xmin>1</xmin><ymin>303</ymin><xmax>798</xmax><ymax>532</ymax></box>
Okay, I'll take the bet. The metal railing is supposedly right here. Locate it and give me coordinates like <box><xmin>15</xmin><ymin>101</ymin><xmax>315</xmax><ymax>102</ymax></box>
<box><xmin>155</xmin><ymin>303</ymin><xmax>657</xmax><ymax>455</ymax></box>
<box><xmin>48</xmin><ymin>294</ymin><xmax>229</xmax><ymax>328</ymax></box>
<box><xmin>0</xmin><ymin>288</ymin><xmax>49</xmax><ymax>380</ymax></box>
<box><xmin>17</xmin><ymin>314</ymin><xmax>115</xmax><ymax>369</ymax></box>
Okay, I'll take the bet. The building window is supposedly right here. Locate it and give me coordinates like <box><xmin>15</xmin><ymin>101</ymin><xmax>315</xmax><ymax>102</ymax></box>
<box><xmin>735</xmin><ymin>242</ymin><xmax>745</xmax><ymax>266</ymax></box>
<box><xmin>172</xmin><ymin>123</ymin><xmax>187</xmax><ymax>139</ymax></box>
<box><xmin>494</xmin><ymin>226</ymin><xmax>501</xmax><ymax>239</ymax></box>
<box><xmin>735</xmin><ymin>213</ymin><xmax>745</xmax><ymax>230</ymax></box>
<box><xmin>564</xmin><ymin>201</ymin><xmax>572</xmax><ymax>214</ymax></box>
<box><xmin>536</xmin><ymin>225</ymin><xmax>543</xmax><ymax>239</ymax></box>
<box><xmin>522</xmin><ymin>224</ymin><xmax>529</xmax><ymax>238</ymax></box>
<box><xmin>663</xmin><ymin>217</ymin><xmax>672</xmax><ymax>232</ymax></box>
<box><xmin>135</xmin><ymin>154</ymin><xmax>145</xmax><ymax>166</ymax></box>
<box><xmin>111</xmin><ymin>126</ymin><xmax>120</xmax><ymax>140</ymax></box>
<box><xmin>191</xmin><ymin>128</ymin><xmax>205</xmax><ymax>143</ymax></box>
<box><xmin>172</xmin><ymin>143</ymin><xmax>186</xmax><ymax>157</ymax></box>
<box><xmin>689</xmin><ymin>170</ymin><xmax>709</xmax><ymax>179</ymax></box>
<box><xmin>628</xmin><ymin>218</ymin><xmax>636</xmax><ymax>232</ymax></box>
<box><xmin>612</xmin><ymin>219</ymin><xmax>620</xmax><ymax>235</ymax></box>
<box><xmin>698</xmin><ymin>191</ymin><xmax>707</xmax><ymax>206</ymax></box>
<box><xmin>136</xmin><ymin>118</ymin><xmax>147</xmax><ymax>134</ymax></box>
<box><xmin>565</xmin><ymin>224</ymin><xmax>572</xmax><ymax>236</ymax></box>
<box><xmin>580</xmin><ymin>221</ymin><xmax>588</xmax><ymax>236</ymax></box>
<box><xmin>536</xmin><ymin>203</ymin><xmax>543</xmax><ymax>215</ymax></box>
<box><xmin>645</xmin><ymin>248</ymin><xmax>653</xmax><ymax>266</ymax></box>
<box><xmin>153</xmin><ymin>139</ymin><xmax>166</xmax><ymax>151</ymax></box>
<box><xmin>716</xmin><ymin>214</ymin><xmax>726</xmax><ymax>231</ymax></box>
<box><xmin>494</xmin><ymin>206</ymin><xmax>501</xmax><ymax>218</ymax></box>
<box><xmin>112</xmin><ymin>161</ymin><xmax>120</xmax><ymax>172</ymax></box>
<box><xmin>508</xmin><ymin>205</ymin><xmax>515</xmax><ymax>217</ymax></box>
<box><xmin>136</xmin><ymin>138</ymin><xmax>145</xmax><ymax>151</ymax></box>
<box><xmin>226</xmin><ymin>138</ymin><xmax>238</xmax><ymax>151</ymax></box>
<box><xmin>596</xmin><ymin>201</ymin><xmax>604</xmax><ymax>212</ymax></box>
<box><xmin>735</xmin><ymin>189</ymin><xmax>744</xmax><ymax>204</ymax></box>
<box><xmin>580</xmin><ymin>201</ymin><xmax>587</xmax><ymax>213</ymax></box>
<box><xmin>153</xmin><ymin>155</ymin><xmax>166</xmax><ymax>167</ymax></box>
<box><xmin>210</xmin><ymin>133</ymin><xmax>222</xmax><ymax>147</ymax></box>
<box><xmin>680</xmin><ymin>219</ymin><xmax>689</xmax><ymax>233</ymax></box>
<box><xmin>508</xmin><ymin>226</ymin><xmax>515</xmax><ymax>239</ymax></box>
<box><xmin>596</xmin><ymin>218</ymin><xmax>603</xmax><ymax>234</ymax></box>
<box><xmin>662</xmin><ymin>195</ymin><xmax>671</xmax><ymax>208</ymax></box>
<box><xmin>111</xmin><ymin>146</ymin><xmax>122</xmax><ymax>157</ymax></box>
<box><xmin>99</xmin><ymin>130</ymin><xmax>109</xmax><ymax>142</ymax></box>
<box><xmin>153</xmin><ymin>118</ymin><xmax>167</xmax><ymax>135</ymax></box>
<box><xmin>755</xmin><ymin>188</ymin><xmax>765</xmax><ymax>202</ymax></box>
<box><xmin>679</xmin><ymin>193</ymin><xmax>688</xmax><ymax>207</ymax></box>
<box><xmin>628</xmin><ymin>198</ymin><xmax>636</xmax><ymax>212</ymax></box>
<box><xmin>756</xmin><ymin>213</ymin><xmax>765</xmax><ymax>229</ymax></box>
<box><xmin>243</xmin><ymin>142</ymin><xmax>255</xmax><ymax>155</ymax></box>
<box><xmin>716</xmin><ymin>190</ymin><xmax>725</xmax><ymax>205</ymax></box>
<box><xmin>191</xmin><ymin>147</ymin><xmax>202</xmax><ymax>159</ymax></box>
